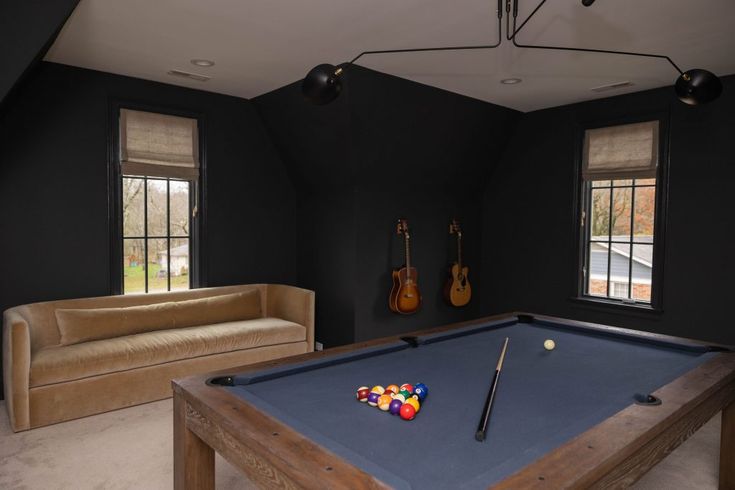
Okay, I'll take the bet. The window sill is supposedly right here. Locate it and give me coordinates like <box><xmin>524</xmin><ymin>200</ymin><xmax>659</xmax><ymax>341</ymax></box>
<box><xmin>569</xmin><ymin>296</ymin><xmax>663</xmax><ymax>317</ymax></box>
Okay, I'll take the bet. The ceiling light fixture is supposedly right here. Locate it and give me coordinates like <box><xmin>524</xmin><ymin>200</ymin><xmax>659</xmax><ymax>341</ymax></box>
<box><xmin>302</xmin><ymin>0</ymin><xmax>722</xmax><ymax>106</ymax></box>
<box><xmin>500</xmin><ymin>78</ymin><xmax>522</xmax><ymax>85</ymax></box>
<box><xmin>191</xmin><ymin>59</ymin><xmax>215</xmax><ymax>67</ymax></box>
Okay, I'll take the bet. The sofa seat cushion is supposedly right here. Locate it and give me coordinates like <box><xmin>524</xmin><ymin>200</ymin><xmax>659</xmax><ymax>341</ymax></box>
<box><xmin>29</xmin><ymin>317</ymin><xmax>305</xmax><ymax>388</ymax></box>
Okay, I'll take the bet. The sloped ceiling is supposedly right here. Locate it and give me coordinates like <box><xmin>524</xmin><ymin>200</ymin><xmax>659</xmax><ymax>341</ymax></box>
<box><xmin>46</xmin><ymin>0</ymin><xmax>735</xmax><ymax>111</ymax></box>
<box><xmin>0</xmin><ymin>0</ymin><xmax>79</xmax><ymax>106</ymax></box>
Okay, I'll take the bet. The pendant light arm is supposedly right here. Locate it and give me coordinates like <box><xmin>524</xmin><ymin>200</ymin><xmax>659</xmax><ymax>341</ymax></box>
<box><xmin>506</xmin><ymin>0</ymin><xmax>547</xmax><ymax>40</ymax></box>
<box><xmin>510</xmin><ymin>15</ymin><xmax>684</xmax><ymax>75</ymax></box>
<box><xmin>347</xmin><ymin>1</ymin><xmax>503</xmax><ymax>66</ymax></box>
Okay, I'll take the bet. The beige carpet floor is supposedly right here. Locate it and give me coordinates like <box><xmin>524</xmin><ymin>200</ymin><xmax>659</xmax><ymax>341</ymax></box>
<box><xmin>0</xmin><ymin>400</ymin><xmax>721</xmax><ymax>489</ymax></box>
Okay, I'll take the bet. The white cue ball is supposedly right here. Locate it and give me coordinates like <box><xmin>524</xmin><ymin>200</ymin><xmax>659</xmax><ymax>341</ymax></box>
<box><xmin>543</xmin><ymin>339</ymin><xmax>556</xmax><ymax>351</ymax></box>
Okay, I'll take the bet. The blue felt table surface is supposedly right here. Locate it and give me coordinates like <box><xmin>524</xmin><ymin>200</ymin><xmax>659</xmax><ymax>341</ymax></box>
<box><xmin>224</xmin><ymin>320</ymin><xmax>715</xmax><ymax>490</ymax></box>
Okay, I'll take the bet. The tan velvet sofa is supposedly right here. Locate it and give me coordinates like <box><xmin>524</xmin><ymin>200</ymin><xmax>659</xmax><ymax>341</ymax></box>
<box><xmin>2</xmin><ymin>284</ymin><xmax>314</xmax><ymax>432</ymax></box>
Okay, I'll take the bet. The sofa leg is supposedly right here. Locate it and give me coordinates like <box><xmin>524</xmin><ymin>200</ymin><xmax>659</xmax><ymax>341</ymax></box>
<box><xmin>174</xmin><ymin>393</ymin><xmax>214</xmax><ymax>490</ymax></box>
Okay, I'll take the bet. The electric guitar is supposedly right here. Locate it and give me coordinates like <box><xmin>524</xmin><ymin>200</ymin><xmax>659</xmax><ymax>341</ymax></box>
<box><xmin>389</xmin><ymin>219</ymin><xmax>422</xmax><ymax>314</ymax></box>
<box><xmin>444</xmin><ymin>219</ymin><xmax>471</xmax><ymax>307</ymax></box>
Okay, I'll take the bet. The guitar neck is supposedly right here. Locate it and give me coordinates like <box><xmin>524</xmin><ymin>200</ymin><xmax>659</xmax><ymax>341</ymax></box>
<box><xmin>457</xmin><ymin>234</ymin><xmax>462</xmax><ymax>269</ymax></box>
<box><xmin>405</xmin><ymin>234</ymin><xmax>411</xmax><ymax>270</ymax></box>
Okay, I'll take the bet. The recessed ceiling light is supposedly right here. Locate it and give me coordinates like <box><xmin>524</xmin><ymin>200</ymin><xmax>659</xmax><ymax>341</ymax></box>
<box><xmin>190</xmin><ymin>59</ymin><xmax>215</xmax><ymax>67</ymax></box>
<box><xmin>500</xmin><ymin>78</ymin><xmax>522</xmax><ymax>85</ymax></box>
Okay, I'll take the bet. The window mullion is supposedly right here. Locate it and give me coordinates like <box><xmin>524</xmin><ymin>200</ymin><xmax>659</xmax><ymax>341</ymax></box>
<box><xmin>166</xmin><ymin>179</ymin><xmax>171</xmax><ymax>292</ymax></box>
<box><xmin>628</xmin><ymin>183</ymin><xmax>636</xmax><ymax>299</ymax></box>
<box><xmin>143</xmin><ymin>177</ymin><xmax>149</xmax><ymax>294</ymax></box>
<box><xmin>606</xmin><ymin>186</ymin><xmax>613</xmax><ymax>297</ymax></box>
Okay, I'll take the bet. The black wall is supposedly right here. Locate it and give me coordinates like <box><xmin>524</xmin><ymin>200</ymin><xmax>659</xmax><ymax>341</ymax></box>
<box><xmin>255</xmin><ymin>66</ymin><xmax>520</xmax><ymax>346</ymax></box>
<box><xmin>0</xmin><ymin>62</ymin><xmax>297</xmax><ymax>397</ymax></box>
<box><xmin>0</xmin><ymin>1</ymin><xmax>79</xmax><ymax>107</ymax></box>
<box><xmin>481</xmin><ymin>75</ymin><xmax>735</xmax><ymax>345</ymax></box>
<box><xmin>3</xmin><ymin>56</ymin><xmax>733</xmax><ymax>403</ymax></box>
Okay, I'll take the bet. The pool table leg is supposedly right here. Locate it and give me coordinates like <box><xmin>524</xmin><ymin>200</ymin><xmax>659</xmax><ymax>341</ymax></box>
<box><xmin>721</xmin><ymin>400</ymin><xmax>735</xmax><ymax>490</ymax></box>
<box><xmin>174</xmin><ymin>394</ymin><xmax>214</xmax><ymax>490</ymax></box>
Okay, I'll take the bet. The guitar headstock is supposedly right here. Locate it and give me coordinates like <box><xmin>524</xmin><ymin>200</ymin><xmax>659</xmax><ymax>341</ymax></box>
<box><xmin>449</xmin><ymin>219</ymin><xmax>462</xmax><ymax>237</ymax></box>
<box><xmin>397</xmin><ymin>219</ymin><xmax>410</xmax><ymax>237</ymax></box>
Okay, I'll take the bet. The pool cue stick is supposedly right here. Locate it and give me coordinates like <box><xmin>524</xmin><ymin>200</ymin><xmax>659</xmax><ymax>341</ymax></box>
<box><xmin>475</xmin><ymin>337</ymin><xmax>509</xmax><ymax>442</ymax></box>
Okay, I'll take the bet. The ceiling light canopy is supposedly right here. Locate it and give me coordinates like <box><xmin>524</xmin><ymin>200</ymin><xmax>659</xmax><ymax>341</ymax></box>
<box><xmin>302</xmin><ymin>0</ymin><xmax>722</xmax><ymax>107</ymax></box>
<box><xmin>500</xmin><ymin>78</ymin><xmax>522</xmax><ymax>85</ymax></box>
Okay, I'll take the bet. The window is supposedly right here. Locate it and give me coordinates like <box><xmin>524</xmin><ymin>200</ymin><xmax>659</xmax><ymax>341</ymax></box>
<box><xmin>122</xmin><ymin>177</ymin><xmax>192</xmax><ymax>293</ymax></box>
<box><xmin>579</xmin><ymin>119</ymin><xmax>664</xmax><ymax>307</ymax></box>
<box><xmin>113</xmin><ymin>107</ymin><xmax>201</xmax><ymax>294</ymax></box>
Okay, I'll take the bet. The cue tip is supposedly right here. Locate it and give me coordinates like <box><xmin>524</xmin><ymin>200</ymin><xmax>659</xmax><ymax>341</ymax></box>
<box><xmin>475</xmin><ymin>430</ymin><xmax>486</xmax><ymax>442</ymax></box>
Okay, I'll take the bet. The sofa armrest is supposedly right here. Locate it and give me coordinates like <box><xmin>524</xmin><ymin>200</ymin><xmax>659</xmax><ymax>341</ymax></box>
<box><xmin>3</xmin><ymin>309</ymin><xmax>31</xmax><ymax>432</ymax></box>
<box><xmin>265</xmin><ymin>285</ymin><xmax>315</xmax><ymax>352</ymax></box>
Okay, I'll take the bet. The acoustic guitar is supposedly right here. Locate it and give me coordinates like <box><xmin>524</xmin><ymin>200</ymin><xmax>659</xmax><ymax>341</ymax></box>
<box><xmin>444</xmin><ymin>219</ymin><xmax>471</xmax><ymax>307</ymax></box>
<box><xmin>389</xmin><ymin>219</ymin><xmax>422</xmax><ymax>314</ymax></box>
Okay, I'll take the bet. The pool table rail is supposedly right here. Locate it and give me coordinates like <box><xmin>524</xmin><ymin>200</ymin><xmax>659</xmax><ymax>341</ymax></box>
<box><xmin>172</xmin><ymin>312</ymin><xmax>735</xmax><ymax>490</ymax></box>
<box><xmin>493</xmin><ymin>350</ymin><xmax>735</xmax><ymax>489</ymax></box>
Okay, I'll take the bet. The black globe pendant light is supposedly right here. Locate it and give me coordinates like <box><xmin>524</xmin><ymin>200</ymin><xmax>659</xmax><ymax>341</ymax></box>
<box><xmin>302</xmin><ymin>0</ymin><xmax>723</xmax><ymax>106</ymax></box>
<box><xmin>301</xmin><ymin>64</ymin><xmax>344</xmax><ymax>105</ymax></box>
<box><xmin>675</xmin><ymin>69</ymin><xmax>723</xmax><ymax>106</ymax></box>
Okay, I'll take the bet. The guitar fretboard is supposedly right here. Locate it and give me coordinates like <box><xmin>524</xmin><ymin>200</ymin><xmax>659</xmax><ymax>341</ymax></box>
<box><xmin>405</xmin><ymin>233</ymin><xmax>411</xmax><ymax>278</ymax></box>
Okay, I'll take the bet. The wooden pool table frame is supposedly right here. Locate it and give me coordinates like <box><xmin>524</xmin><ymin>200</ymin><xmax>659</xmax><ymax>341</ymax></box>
<box><xmin>172</xmin><ymin>313</ymin><xmax>735</xmax><ymax>489</ymax></box>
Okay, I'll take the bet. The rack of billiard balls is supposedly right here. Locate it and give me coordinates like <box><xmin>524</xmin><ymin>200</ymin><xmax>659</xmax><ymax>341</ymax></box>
<box><xmin>356</xmin><ymin>383</ymin><xmax>428</xmax><ymax>420</ymax></box>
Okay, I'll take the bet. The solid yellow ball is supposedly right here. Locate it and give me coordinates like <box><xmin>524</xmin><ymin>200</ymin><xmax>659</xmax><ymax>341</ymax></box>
<box><xmin>544</xmin><ymin>339</ymin><xmax>556</xmax><ymax>351</ymax></box>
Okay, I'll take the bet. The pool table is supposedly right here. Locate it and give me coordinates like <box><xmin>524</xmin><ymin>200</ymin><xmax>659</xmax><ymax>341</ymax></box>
<box><xmin>172</xmin><ymin>313</ymin><xmax>735</xmax><ymax>489</ymax></box>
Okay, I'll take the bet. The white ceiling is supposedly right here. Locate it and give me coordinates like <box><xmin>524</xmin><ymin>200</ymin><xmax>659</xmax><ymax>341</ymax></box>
<box><xmin>46</xmin><ymin>0</ymin><xmax>735</xmax><ymax>112</ymax></box>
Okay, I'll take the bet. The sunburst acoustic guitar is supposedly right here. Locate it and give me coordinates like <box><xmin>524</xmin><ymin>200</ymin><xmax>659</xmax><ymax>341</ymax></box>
<box><xmin>444</xmin><ymin>219</ymin><xmax>471</xmax><ymax>307</ymax></box>
<box><xmin>389</xmin><ymin>219</ymin><xmax>422</xmax><ymax>314</ymax></box>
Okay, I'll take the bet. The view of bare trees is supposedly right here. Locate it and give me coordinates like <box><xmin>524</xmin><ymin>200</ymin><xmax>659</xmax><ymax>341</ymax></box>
<box><xmin>589</xmin><ymin>180</ymin><xmax>655</xmax><ymax>239</ymax></box>
<box><xmin>122</xmin><ymin>178</ymin><xmax>189</xmax><ymax>237</ymax></box>
<box><xmin>122</xmin><ymin>177</ymin><xmax>191</xmax><ymax>293</ymax></box>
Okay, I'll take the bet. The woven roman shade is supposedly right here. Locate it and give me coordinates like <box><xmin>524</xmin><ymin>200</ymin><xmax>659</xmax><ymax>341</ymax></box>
<box><xmin>120</xmin><ymin>109</ymin><xmax>199</xmax><ymax>179</ymax></box>
<box><xmin>582</xmin><ymin>120</ymin><xmax>659</xmax><ymax>181</ymax></box>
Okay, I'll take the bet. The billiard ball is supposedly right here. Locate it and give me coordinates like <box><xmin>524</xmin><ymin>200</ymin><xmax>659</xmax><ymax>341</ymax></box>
<box><xmin>356</xmin><ymin>386</ymin><xmax>370</xmax><ymax>402</ymax></box>
<box><xmin>389</xmin><ymin>399</ymin><xmax>403</xmax><ymax>415</ymax></box>
<box><xmin>400</xmin><ymin>383</ymin><xmax>414</xmax><ymax>394</ymax></box>
<box><xmin>404</xmin><ymin>397</ymin><xmax>420</xmax><ymax>413</ymax></box>
<box><xmin>378</xmin><ymin>394</ymin><xmax>393</xmax><ymax>411</ymax></box>
<box><xmin>398</xmin><ymin>389</ymin><xmax>412</xmax><ymax>399</ymax></box>
<box><xmin>385</xmin><ymin>384</ymin><xmax>400</xmax><ymax>394</ymax></box>
<box><xmin>400</xmin><ymin>403</ymin><xmax>416</xmax><ymax>421</ymax></box>
<box><xmin>414</xmin><ymin>383</ymin><xmax>428</xmax><ymax>401</ymax></box>
<box><xmin>392</xmin><ymin>393</ymin><xmax>406</xmax><ymax>403</ymax></box>
<box><xmin>371</xmin><ymin>385</ymin><xmax>385</xmax><ymax>395</ymax></box>
<box><xmin>367</xmin><ymin>392</ymin><xmax>381</xmax><ymax>406</ymax></box>
<box><xmin>544</xmin><ymin>339</ymin><xmax>556</xmax><ymax>351</ymax></box>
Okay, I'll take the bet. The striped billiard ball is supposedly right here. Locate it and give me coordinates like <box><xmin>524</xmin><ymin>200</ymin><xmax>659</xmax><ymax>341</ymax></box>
<box><xmin>367</xmin><ymin>392</ymin><xmax>381</xmax><ymax>406</ymax></box>
<box><xmin>356</xmin><ymin>386</ymin><xmax>370</xmax><ymax>402</ymax></box>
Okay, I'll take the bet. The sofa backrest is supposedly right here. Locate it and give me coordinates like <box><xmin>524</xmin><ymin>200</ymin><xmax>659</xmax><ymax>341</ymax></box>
<box><xmin>13</xmin><ymin>284</ymin><xmax>267</xmax><ymax>353</ymax></box>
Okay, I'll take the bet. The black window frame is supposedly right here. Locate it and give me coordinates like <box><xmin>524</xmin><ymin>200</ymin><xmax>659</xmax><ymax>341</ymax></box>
<box><xmin>108</xmin><ymin>100</ymin><xmax>207</xmax><ymax>295</ymax></box>
<box><xmin>573</xmin><ymin>112</ymin><xmax>669</xmax><ymax>313</ymax></box>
